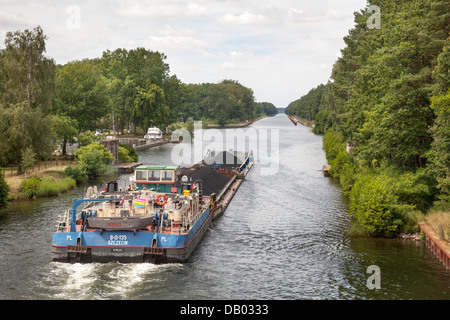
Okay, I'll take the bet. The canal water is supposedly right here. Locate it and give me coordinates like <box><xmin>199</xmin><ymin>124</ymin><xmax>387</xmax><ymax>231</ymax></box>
<box><xmin>0</xmin><ymin>114</ymin><xmax>448</xmax><ymax>300</ymax></box>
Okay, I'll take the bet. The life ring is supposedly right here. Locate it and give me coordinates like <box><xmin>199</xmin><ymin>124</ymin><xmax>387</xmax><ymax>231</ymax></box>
<box><xmin>156</xmin><ymin>194</ymin><xmax>168</xmax><ymax>206</ymax></box>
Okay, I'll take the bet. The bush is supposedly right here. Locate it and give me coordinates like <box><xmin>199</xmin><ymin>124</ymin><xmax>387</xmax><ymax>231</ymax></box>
<box><xmin>64</xmin><ymin>165</ymin><xmax>88</xmax><ymax>184</ymax></box>
<box><xmin>323</xmin><ymin>130</ymin><xmax>345</xmax><ymax>163</ymax></box>
<box><xmin>118</xmin><ymin>146</ymin><xmax>132</xmax><ymax>163</ymax></box>
<box><xmin>19</xmin><ymin>176</ymin><xmax>76</xmax><ymax>199</ymax></box>
<box><xmin>19</xmin><ymin>176</ymin><xmax>41</xmax><ymax>199</ymax></box>
<box><xmin>74</xmin><ymin>142</ymin><xmax>114</xmax><ymax>178</ymax></box>
<box><xmin>38</xmin><ymin>178</ymin><xmax>59</xmax><ymax>196</ymax></box>
<box><xmin>119</xmin><ymin>144</ymin><xmax>138</xmax><ymax>162</ymax></box>
<box><xmin>118</xmin><ymin>144</ymin><xmax>138</xmax><ymax>163</ymax></box>
<box><xmin>349</xmin><ymin>173</ymin><xmax>404</xmax><ymax>236</ymax></box>
<box><xmin>348</xmin><ymin>169</ymin><xmax>429</xmax><ymax>236</ymax></box>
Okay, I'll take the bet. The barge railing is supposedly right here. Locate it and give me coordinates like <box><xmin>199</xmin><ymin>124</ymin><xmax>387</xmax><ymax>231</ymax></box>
<box><xmin>69</xmin><ymin>198</ymin><xmax>122</xmax><ymax>232</ymax></box>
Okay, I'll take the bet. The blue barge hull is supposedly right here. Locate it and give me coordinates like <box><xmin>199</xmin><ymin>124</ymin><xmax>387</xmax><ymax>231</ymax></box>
<box><xmin>52</xmin><ymin>206</ymin><xmax>211</xmax><ymax>263</ymax></box>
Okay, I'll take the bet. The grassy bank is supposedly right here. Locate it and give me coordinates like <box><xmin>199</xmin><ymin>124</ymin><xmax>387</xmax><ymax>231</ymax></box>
<box><xmin>419</xmin><ymin>210</ymin><xmax>450</xmax><ymax>252</ymax></box>
<box><xmin>4</xmin><ymin>164</ymin><xmax>76</xmax><ymax>201</ymax></box>
<box><xmin>17</xmin><ymin>175</ymin><xmax>76</xmax><ymax>200</ymax></box>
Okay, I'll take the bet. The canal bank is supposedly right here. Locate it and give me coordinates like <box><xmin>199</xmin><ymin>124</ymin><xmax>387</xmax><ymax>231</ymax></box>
<box><xmin>3</xmin><ymin>161</ymin><xmax>75</xmax><ymax>200</ymax></box>
<box><xmin>288</xmin><ymin>113</ymin><xmax>450</xmax><ymax>271</ymax></box>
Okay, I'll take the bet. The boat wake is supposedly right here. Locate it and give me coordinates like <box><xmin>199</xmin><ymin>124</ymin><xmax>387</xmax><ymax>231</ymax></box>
<box><xmin>44</xmin><ymin>262</ymin><xmax>183</xmax><ymax>300</ymax></box>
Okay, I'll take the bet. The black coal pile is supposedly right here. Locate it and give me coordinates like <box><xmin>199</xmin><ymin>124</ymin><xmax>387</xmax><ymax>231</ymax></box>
<box><xmin>189</xmin><ymin>164</ymin><xmax>230</xmax><ymax>195</ymax></box>
<box><xmin>204</xmin><ymin>151</ymin><xmax>245</xmax><ymax>168</ymax></box>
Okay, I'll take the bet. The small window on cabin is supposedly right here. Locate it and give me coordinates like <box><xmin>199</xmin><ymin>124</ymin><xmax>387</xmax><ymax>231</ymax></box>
<box><xmin>136</xmin><ymin>170</ymin><xmax>147</xmax><ymax>181</ymax></box>
<box><xmin>162</xmin><ymin>171</ymin><xmax>173</xmax><ymax>181</ymax></box>
<box><xmin>148</xmin><ymin>170</ymin><xmax>160</xmax><ymax>181</ymax></box>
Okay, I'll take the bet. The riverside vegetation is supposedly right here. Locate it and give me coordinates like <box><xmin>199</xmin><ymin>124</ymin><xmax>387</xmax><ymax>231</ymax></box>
<box><xmin>0</xmin><ymin>26</ymin><xmax>277</xmax><ymax>207</ymax></box>
<box><xmin>287</xmin><ymin>0</ymin><xmax>449</xmax><ymax>238</ymax></box>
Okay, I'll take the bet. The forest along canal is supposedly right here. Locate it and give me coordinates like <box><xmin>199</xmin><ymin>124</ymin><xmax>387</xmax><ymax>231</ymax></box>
<box><xmin>0</xmin><ymin>114</ymin><xmax>448</xmax><ymax>300</ymax></box>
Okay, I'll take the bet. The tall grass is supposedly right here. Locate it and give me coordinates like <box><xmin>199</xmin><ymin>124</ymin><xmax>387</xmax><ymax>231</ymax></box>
<box><xmin>19</xmin><ymin>176</ymin><xmax>76</xmax><ymax>199</ymax></box>
<box><xmin>422</xmin><ymin>210</ymin><xmax>450</xmax><ymax>242</ymax></box>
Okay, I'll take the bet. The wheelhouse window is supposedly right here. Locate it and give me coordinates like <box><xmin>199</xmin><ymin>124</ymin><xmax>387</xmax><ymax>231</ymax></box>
<box><xmin>148</xmin><ymin>170</ymin><xmax>160</xmax><ymax>181</ymax></box>
<box><xmin>135</xmin><ymin>170</ymin><xmax>147</xmax><ymax>181</ymax></box>
<box><xmin>162</xmin><ymin>171</ymin><xmax>173</xmax><ymax>181</ymax></box>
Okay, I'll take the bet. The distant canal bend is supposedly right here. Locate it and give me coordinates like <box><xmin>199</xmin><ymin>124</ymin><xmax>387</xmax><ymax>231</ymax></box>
<box><xmin>0</xmin><ymin>114</ymin><xmax>448</xmax><ymax>299</ymax></box>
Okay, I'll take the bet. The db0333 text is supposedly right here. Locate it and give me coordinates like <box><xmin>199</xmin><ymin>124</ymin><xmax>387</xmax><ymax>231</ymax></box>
<box><xmin>224</xmin><ymin>304</ymin><xmax>268</xmax><ymax>315</ymax></box>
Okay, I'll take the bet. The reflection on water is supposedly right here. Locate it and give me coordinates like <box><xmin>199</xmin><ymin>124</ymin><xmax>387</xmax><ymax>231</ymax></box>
<box><xmin>0</xmin><ymin>114</ymin><xmax>448</xmax><ymax>300</ymax></box>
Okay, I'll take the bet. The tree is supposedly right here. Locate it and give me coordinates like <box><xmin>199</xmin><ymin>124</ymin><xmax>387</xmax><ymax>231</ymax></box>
<box><xmin>0</xmin><ymin>25</ymin><xmax>55</xmax><ymax>112</ymax></box>
<box><xmin>53</xmin><ymin>59</ymin><xmax>110</xmax><ymax>131</ymax></box>
<box><xmin>97</xmin><ymin>48</ymin><xmax>171</xmax><ymax>133</ymax></box>
<box><xmin>98</xmin><ymin>49</ymin><xmax>136</xmax><ymax>134</ymax></box>
<box><xmin>22</xmin><ymin>146</ymin><xmax>36</xmax><ymax>178</ymax></box>
<box><xmin>286</xmin><ymin>0</ymin><xmax>450</xmax><ymax>235</ymax></box>
<box><xmin>185</xmin><ymin>117</ymin><xmax>195</xmax><ymax>140</ymax></box>
<box><xmin>0</xmin><ymin>103</ymin><xmax>54</xmax><ymax>170</ymax></box>
<box><xmin>51</xmin><ymin>114</ymin><xmax>78</xmax><ymax>156</ymax></box>
<box><xmin>427</xmin><ymin>37</ymin><xmax>450</xmax><ymax>208</ymax></box>
<box><xmin>132</xmin><ymin>80</ymin><xmax>167</xmax><ymax>131</ymax></box>
<box><xmin>0</xmin><ymin>26</ymin><xmax>55</xmax><ymax>171</ymax></box>
<box><xmin>74</xmin><ymin>142</ymin><xmax>114</xmax><ymax>178</ymax></box>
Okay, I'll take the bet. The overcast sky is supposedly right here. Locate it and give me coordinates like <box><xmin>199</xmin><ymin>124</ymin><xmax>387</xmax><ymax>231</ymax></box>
<box><xmin>0</xmin><ymin>0</ymin><xmax>368</xmax><ymax>108</ymax></box>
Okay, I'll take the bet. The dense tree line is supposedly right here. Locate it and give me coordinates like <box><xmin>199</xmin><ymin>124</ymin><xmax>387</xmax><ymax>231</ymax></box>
<box><xmin>287</xmin><ymin>0</ymin><xmax>449</xmax><ymax>236</ymax></box>
<box><xmin>179</xmin><ymin>81</ymin><xmax>277</xmax><ymax>126</ymax></box>
<box><xmin>285</xmin><ymin>83</ymin><xmax>328</xmax><ymax>121</ymax></box>
<box><xmin>0</xmin><ymin>26</ymin><xmax>277</xmax><ymax>207</ymax></box>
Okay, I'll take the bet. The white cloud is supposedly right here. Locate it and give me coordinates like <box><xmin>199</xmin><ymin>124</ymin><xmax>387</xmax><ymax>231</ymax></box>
<box><xmin>0</xmin><ymin>11</ymin><xmax>33</xmax><ymax>29</ymax></box>
<box><xmin>144</xmin><ymin>25</ymin><xmax>209</xmax><ymax>50</ymax></box>
<box><xmin>217</xmin><ymin>11</ymin><xmax>268</xmax><ymax>25</ymax></box>
<box><xmin>287</xmin><ymin>8</ymin><xmax>348</xmax><ymax>22</ymax></box>
<box><xmin>228</xmin><ymin>51</ymin><xmax>254</xmax><ymax>59</ymax></box>
<box><xmin>116</xmin><ymin>1</ymin><xmax>208</xmax><ymax>19</ymax></box>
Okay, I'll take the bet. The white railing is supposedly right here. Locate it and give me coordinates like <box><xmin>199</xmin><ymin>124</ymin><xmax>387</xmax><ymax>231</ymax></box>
<box><xmin>56</xmin><ymin>209</ymin><xmax>70</xmax><ymax>231</ymax></box>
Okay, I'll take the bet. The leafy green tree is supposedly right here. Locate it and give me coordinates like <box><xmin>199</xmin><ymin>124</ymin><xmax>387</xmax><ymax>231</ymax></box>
<box><xmin>53</xmin><ymin>59</ymin><xmax>110</xmax><ymax>131</ymax></box>
<box><xmin>98</xmin><ymin>49</ymin><xmax>137</xmax><ymax>134</ymax></box>
<box><xmin>286</xmin><ymin>84</ymin><xmax>328</xmax><ymax>120</ymax></box>
<box><xmin>256</xmin><ymin>102</ymin><xmax>278</xmax><ymax>116</ymax></box>
<box><xmin>77</xmin><ymin>130</ymin><xmax>103</xmax><ymax>147</ymax></box>
<box><xmin>288</xmin><ymin>0</ymin><xmax>450</xmax><ymax>235</ymax></box>
<box><xmin>0</xmin><ymin>103</ymin><xmax>54</xmax><ymax>170</ymax></box>
<box><xmin>22</xmin><ymin>146</ymin><xmax>36</xmax><ymax>178</ymax></box>
<box><xmin>0</xmin><ymin>26</ymin><xmax>55</xmax><ymax>170</ymax></box>
<box><xmin>427</xmin><ymin>91</ymin><xmax>450</xmax><ymax>207</ymax></box>
<box><xmin>133</xmin><ymin>80</ymin><xmax>167</xmax><ymax>130</ymax></box>
<box><xmin>118</xmin><ymin>143</ymin><xmax>138</xmax><ymax>163</ymax></box>
<box><xmin>51</xmin><ymin>114</ymin><xmax>78</xmax><ymax>156</ymax></box>
<box><xmin>0</xmin><ymin>25</ymin><xmax>55</xmax><ymax>112</ymax></box>
<box><xmin>185</xmin><ymin>117</ymin><xmax>195</xmax><ymax>140</ymax></box>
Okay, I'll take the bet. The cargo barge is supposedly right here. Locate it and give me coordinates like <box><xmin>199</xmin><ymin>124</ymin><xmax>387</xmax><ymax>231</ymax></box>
<box><xmin>51</xmin><ymin>151</ymin><xmax>253</xmax><ymax>263</ymax></box>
